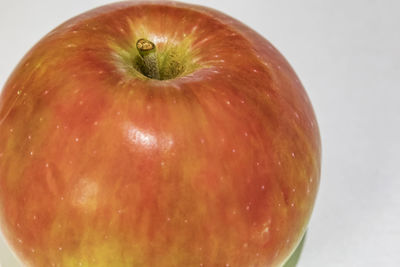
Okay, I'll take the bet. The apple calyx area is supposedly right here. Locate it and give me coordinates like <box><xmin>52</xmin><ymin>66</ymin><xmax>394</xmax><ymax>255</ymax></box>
<box><xmin>136</xmin><ymin>38</ymin><xmax>160</xmax><ymax>80</ymax></box>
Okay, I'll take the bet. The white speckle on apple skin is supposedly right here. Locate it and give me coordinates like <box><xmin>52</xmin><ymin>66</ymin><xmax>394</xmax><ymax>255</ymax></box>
<box><xmin>262</xmin><ymin>226</ymin><xmax>270</xmax><ymax>235</ymax></box>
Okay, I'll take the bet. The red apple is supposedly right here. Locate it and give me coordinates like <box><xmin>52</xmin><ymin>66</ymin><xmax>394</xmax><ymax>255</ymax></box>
<box><xmin>0</xmin><ymin>1</ymin><xmax>321</xmax><ymax>266</ymax></box>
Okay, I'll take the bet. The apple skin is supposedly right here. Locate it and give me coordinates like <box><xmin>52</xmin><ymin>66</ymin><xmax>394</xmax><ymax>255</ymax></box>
<box><xmin>0</xmin><ymin>1</ymin><xmax>321</xmax><ymax>266</ymax></box>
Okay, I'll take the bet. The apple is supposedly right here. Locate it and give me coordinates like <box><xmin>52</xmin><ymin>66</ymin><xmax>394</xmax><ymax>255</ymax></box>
<box><xmin>0</xmin><ymin>1</ymin><xmax>321</xmax><ymax>266</ymax></box>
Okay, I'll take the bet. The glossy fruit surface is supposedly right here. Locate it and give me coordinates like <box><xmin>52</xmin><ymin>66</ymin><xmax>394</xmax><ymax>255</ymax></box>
<box><xmin>0</xmin><ymin>1</ymin><xmax>321</xmax><ymax>266</ymax></box>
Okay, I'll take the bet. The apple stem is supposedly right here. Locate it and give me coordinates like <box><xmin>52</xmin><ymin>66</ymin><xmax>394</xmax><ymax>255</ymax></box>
<box><xmin>136</xmin><ymin>38</ymin><xmax>160</xmax><ymax>80</ymax></box>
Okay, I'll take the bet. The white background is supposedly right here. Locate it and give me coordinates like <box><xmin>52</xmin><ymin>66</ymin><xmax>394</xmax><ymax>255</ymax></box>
<box><xmin>0</xmin><ymin>0</ymin><xmax>399</xmax><ymax>266</ymax></box>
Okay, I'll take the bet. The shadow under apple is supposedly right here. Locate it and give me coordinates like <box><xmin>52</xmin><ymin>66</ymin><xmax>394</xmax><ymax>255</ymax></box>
<box><xmin>283</xmin><ymin>232</ymin><xmax>307</xmax><ymax>267</ymax></box>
